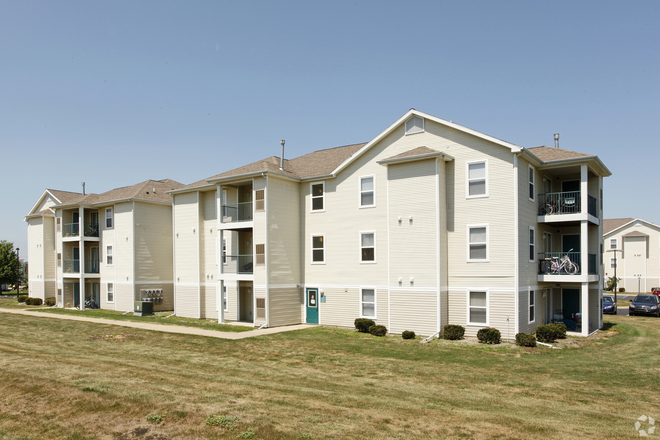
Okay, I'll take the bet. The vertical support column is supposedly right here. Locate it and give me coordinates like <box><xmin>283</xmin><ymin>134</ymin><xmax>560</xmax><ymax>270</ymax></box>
<box><xmin>598</xmin><ymin>175</ymin><xmax>604</xmax><ymax>329</ymax></box>
<box><xmin>216</xmin><ymin>184</ymin><xmax>224</xmax><ymax>324</ymax></box>
<box><xmin>581</xmin><ymin>220</ymin><xmax>588</xmax><ymax>276</ymax></box>
<box><xmin>581</xmin><ymin>282</ymin><xmax>589</xmax><ymax>336</ymax></box>
<box><xmin>79</xmin><ymin>206</ymin><xmax>85</xmax><ymax>310</ymax></box>
<box><xmin>580</xmin><ymin>164</ymin><xmax>588</xmax><ymax>215</ymax></box>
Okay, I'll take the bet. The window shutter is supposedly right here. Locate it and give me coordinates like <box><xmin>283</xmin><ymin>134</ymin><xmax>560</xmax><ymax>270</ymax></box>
<box><xmin>255</xmin><ymin>189</ymin><xmax>265</xmax><ymax>211</ymax></box>
<box><xmin>256</xmin><ymin>298</ymin><xmax>266</xmax><ymax>319</ymax></box>
<box><xmin>56</xmin><ymin>217</ymin><xmax>61</xmax><ymax>232</ymax></box>
<box><xmin>256</xmin><ymin>244</ymin><xmax>265</xmax><ymax>265</ymax></box>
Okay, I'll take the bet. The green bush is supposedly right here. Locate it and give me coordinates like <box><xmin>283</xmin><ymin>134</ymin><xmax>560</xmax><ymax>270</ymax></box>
<box><xmin>45</xmin><ymin>297</ymin><xmax>56</xmax><ymax>306</ymax></box>
<box><xmin>443</xmin><ymin>324</ymin><xmax>465</xmax><ymax>340</ymax></box>
<box><xmin>515</xmin><ymin>332</ymin><xmax>537</xmax><ymax>347</ymax></box>
<box><xmin>146</xmin><ymin>414</ymin><xmax>163</xmax><ymax>424</ymax></box>
<box><xmin>477</xmin><ymin>327</ymin><xmax>501</xmax><ymax>344</ymax></box>
<box><xmin>402</xmin><ymin>330</ymin><xmax>416</xmax><ymax>340</ymax></box>
<box><xmin>18</xmin><ymin>295</ymin><xmax>27</xmax><ymax>303</ymax></box>
<box><xmin>619</xmin><ymin>287</ymin><xmax>625</xmax><ymax>293</ymax></box>
<box><xmin>25</xmin><ymin>297</ymin><xmax>43</xmax><ymax>306</ymax></box>
<box><xmin>354</xmin><ymin>318</ymin><xmax>375</xmax><ymax>333</ymax></box>
<box><xmin>548</xmin><ymin>323</ymin><xmax>567</xmax><ymax>339</ymax></box>
<box><xmin>205</xmin><ymin>414</ymin><xmax>240</xmax><ymax>430</ymax></box>
<box><xmin>368</xmin><ymin>325</ymin><xmax>387</xmax><ymax>337</ymax></box>
<box><xmin>535</xmin><ymin>325</ymin><xmax>556</xmax><ymax>343</ymax></box>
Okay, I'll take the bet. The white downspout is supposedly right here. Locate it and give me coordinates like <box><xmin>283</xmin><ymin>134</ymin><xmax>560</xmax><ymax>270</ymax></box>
<box><xmin>513</xmin><ymin>153</ymin><xmax>520</xmax><ymax>336</ymax></box>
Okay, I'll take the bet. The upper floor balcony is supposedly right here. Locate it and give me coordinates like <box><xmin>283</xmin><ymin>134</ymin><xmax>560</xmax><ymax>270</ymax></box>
<box><xmin>222</xmin><ymin>254</ymin><xmax>254</xmax><ymax>274</ymax></box>
<box><xmin>62</xmin><ymin>222</ymin><xmax>100</xmax><ymax>239</ymax></box>
<box><xmin>221</xmin><ymin>202</ymin><xmax>253</xmax><ymax>223</ymax></box>
<box><xmin>537</xmin><ymin>192</ymin><xmax>598</xmax><ymax>224</ymax></box>
<box><xmin>537</xmin><ymin>252</ymin><xmax>599</xmax><ymax>282</ymax></box>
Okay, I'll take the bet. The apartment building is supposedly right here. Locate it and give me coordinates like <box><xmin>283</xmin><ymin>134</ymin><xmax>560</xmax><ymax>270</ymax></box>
<box><xmin>170</xmin><ymin>109</ymin><xmax>611</xmax><ymax>337</ymax></box>
<box><xmin>25</xmin><ymin>179</ymin><xmax>184</xmax><ymax>310</ymax></box>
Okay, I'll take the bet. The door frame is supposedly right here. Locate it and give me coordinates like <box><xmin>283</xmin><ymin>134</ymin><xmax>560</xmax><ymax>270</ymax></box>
<box><xmin>305</xmin><ymin>288</ymin><xmax>319</xmax><ymax>324</ymax></box>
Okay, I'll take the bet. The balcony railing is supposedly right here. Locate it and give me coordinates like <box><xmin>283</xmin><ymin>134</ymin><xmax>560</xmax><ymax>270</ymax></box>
<box><xmin>84</xmin><ymin>223</ymin><xmax>99</xmax><ymax>237</ymax></box>
<box><xmin>538</xmin><ymin>252</ymin><xmax>581</xmax><ymax>275</ymax></box>
<box><xmin>223</xmin><ymin>255</ymin><xmax>253</xmax><ymax>274</ymax></box>
<box><xmin>63</xmin><ymin>223</ymin><xmax>80</xmax><ymax>237</ymax></box>
<box><xmin>538</xmin><ymin>192</ymin><xmax>600</xmax><ymax>217</ymax></box>
<box><xmin>63</xmin><ymin>259</ymin><xmax>80</xmax><ymax>274</ymax></box>
<box><xmin>85</xmin><ymin>259</ymin><xmax>100</xmax><ymax>274</ymax></box>
<box><xmin>587</xmin><ymin>195</ymin><xmax>597</xmax><ymax>217</ymax></box>
<box><xmin>222</xmin><ymin>202</ymin><xmax>253</xmax><ymax>223</ymax></box>
<box><xmin>588</xmin><ymin>253</ymin><xmax>597</xmax><ymax>275</ymax></box>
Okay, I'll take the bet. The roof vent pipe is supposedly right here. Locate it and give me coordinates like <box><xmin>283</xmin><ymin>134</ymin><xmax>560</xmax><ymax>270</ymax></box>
<box><xmin>554</xmin><ymin>133</ymin><xmax>559</xmax><ymax>148</ymax></box>
<box><xmin>280</xmin><ymin>139</ymin><xmax>285</xmax><ymax>170</ymax></box>
<box><xmin>82</xmin><ymin>182</ymin><xmax>86</xmax><ymax>195</ymax></box>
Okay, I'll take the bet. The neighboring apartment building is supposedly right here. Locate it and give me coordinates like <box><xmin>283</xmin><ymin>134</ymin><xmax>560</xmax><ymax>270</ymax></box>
<box><xmin>170</xmin><ymin>109</ymin><xmax>611</xmax><ymax>337</ymax></box>
<box><xmin>603</xmin><ymin>218</ymin><xmax>660</xmax><ymax>293</ymax></box>
<box><xmin>25</xmin><ymin>179</ymin><xmax>184</xmax><ymax>310</ymax></box>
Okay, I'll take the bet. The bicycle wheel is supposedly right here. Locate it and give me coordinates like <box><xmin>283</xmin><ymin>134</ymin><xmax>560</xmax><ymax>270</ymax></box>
<box><xmin>566</xmin><ymin>262</ymin><xmax>579</xmax><ymax>275</ymax></box>
<box><xmin>539</xmin><ymin>203</ymin><xmax>554</xmax><ymax>216</ymax></box>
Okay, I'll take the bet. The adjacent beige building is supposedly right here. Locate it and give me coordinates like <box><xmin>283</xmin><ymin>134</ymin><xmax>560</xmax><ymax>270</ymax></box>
<box><xmin>603</xmin><ymin>218</ymin><xmax>660</xmax><ymax>293</ymax></box>
<box><xmin>170</xmin><ymin>109</ymin><xmax>611</xmax><ymax>337</ymax></box>
<box><xmin>25</xmin><ymin>179</ymin><xmax>184</xmax><ymax>311</ymax></box>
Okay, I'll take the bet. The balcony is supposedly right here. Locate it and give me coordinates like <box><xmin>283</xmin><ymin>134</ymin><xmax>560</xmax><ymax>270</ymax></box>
<box><xmin>538</xmin><ymin>252</ymin><xmax>599</xmax><ymax>277</ymax></box>
<box><xmin>63</xmin><ymin>223</ymin><xmax>80</xmax><ymax>238</ymax></box>
<box><xmin>84</xmin><ymin>223</ymin><xmax>99</xmax><ymax>238</ymax></box>
<box><xmin>84</xmin><ymin>259</ymin><xmax>100</xmax><ymax>274</ymax></box>
<box><xmin>63</xmin><ymin>259</ymin><xmax>80</xmax><ymax>274</ymax></box>
<box><xmin>222</xmin><ymin>202</ymin><xmax>253</xmax><ymax>223</ymax></box>
<box><xmin>538</xmin><ymin>192</ymin><xmax>598</xmax><ymax>223</ymax></box>
<box><xmin>223</xmin><ymin>255</ymin><xmax>253</xmax><ymax>274</ymax></box>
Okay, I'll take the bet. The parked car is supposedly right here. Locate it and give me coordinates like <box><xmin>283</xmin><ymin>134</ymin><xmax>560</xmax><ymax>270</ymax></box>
<box><xmin>603</xmin><ymin>296</ymin><xmax>617</xmax><ymax>314</ymax></box>
<box><xmin>651</xmin><ymin>287</ymin><xmax>660</xmax><ymax>296</ymax></box>
<box><xmin>629</xmin><ymin>295</ymin><xmax>660</xmax><ymax>317</ymax></box>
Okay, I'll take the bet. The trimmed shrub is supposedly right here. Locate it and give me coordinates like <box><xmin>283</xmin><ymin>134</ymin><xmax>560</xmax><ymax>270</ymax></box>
<box><xmin>25</xmin><ymin>297</ymin><xmax>43</xmax><ymax>306</ymax></box>
<box><xmin>548</xmin><ymin>323</ymin><xmax>567</xmax><ymax>339</ymax></box>
<box><xmin>45</xmin><ymin>297</ymin><xmax>56</xmax><ymax>306</ymax></box>
<box><xmin>515</xmin><ymin>332</ymin><xmax>537</xmax><ymax>347</ymax></box>
<box><xmin>354</xmin><ymin>318</ymin><xmax>376</xmax><ymax>333</ymax></box>
<box><xmin>535</xmin><ymin>325</ymin><xmax>556</xmax><ymax>343</ymax></box>
<box><xmin>368</xmin><ymin>325</ymin><xmax>387</xmax><ymax>337</ymax></box>
<box><xmin>18</xmin><ymin>295</ymin><xmax>28</xmax><ymax>303</ymax></box>
<box><xmin>443</xmin><ymin>324</ymin><xmax>465</xmax><ymax>340</ymax></box>
<box><xmin>619</xmin><ymin>288</ymin><xmax>625</xmax><ymax>293</ymax></box>
<box><xmin>402</xmin><ymin>330</ymin><xmax>416</xmax><ymax>340</ymax></box>
<box><xmin>477</xmin><ymin>327</ymin><xmax>501</xmax><ymax>344</ymax></box>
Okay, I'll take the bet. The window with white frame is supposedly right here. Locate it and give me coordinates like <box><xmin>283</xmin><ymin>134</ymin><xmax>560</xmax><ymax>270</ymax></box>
<box><xmin>361</xmin><ymin>288</ymin><xmax>376</xmax><ymax>318</ymax></box>
<box><xmin>468</xmin><ymin>291</ymin><xmax>487</xmax><ymax>324</ymax></box>
<box><xmin>107</xmin><ymin>283</ymin><xmax>114</xmax><ymax>303</ymax></box>
<box><xmin>529</xmin><ymin>227</ymin><xmax>535</xmax><ymax>262</ymax></box>
<box><xmin>360</xmin><ymin>232</ymin><xmax>375</xmax><ymax>263</ymax></box>
<box><xmin>467</xmin><ymin>161</ymin><xmax>487</xmax><ymax>197</ymax></box>
<box><xmin>529</xmin><ymin>290</ymin><xmax>535</xmax><ymax>323</ymax></box>
<box><xmin>405</xmin><ymin>116</ymin><xmax>424</xmax><ymax>135</ymax></box>
<box><xmin>359</xmin><ymin>176</ymin><xmax>375</xmax><ymax>207</ymax></box>
<box><xmin>311</xmin><ymin>182</ymin><xmax>324</xmax><ymax>211</ymax></box>
<box><xmin>468</xmin><ymin>225</ymin><xmax>488</xmax><ymax>261</ymax></box>
<box><xmin>105</xmin><ymin>208</ymin><xmax>113</xmax><ymax>229</ymax></box>
<box><xmin>610</xmin><ymin>258</ymin><xmax>617</xmax><ymax>269</ymax></box>
<box><xmin>222</xmin><ymin>238</ymin><xmax>227</xmax><ymax>265</ymax></box>
<box><xmin>106</xmin><ymin>245</ymin><xmax>113</xmax><ymax>266</ymax></box>
<box><xmin>610</xmin><ymin>238</ymin><xmax>617</xmax><ymax>250</ymax></box>
<box><xmin>223</xmin><ymin>285</ymin><xmax>228</xmax><ymax>312</ymax></box>
<box><xmin>311</xmin><ymin>235</ymin><xmax>324</xmax><ymax>263</ymax></box>
<box><xmin>528</xmin><ymin>165</ymin><xmax>535</xmax><ymax>201</ymax></box>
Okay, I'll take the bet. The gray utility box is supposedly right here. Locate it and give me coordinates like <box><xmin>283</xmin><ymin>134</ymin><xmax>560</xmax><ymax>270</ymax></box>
<box><xmin>134</xmin><ymin>301</ymin><xmax>154</xmax><ymax>316</ymax></box>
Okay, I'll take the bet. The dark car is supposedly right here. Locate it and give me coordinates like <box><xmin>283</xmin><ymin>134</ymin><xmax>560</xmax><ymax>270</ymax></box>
<box><xmin>629</xmin><ymin>295</ymin><xmax>660</xmax><ymax>317</ymax></box>
<box><xmin>603</xmin><ymin>296</ymin><xmax>617</xmax><ymax>315</ymax></box>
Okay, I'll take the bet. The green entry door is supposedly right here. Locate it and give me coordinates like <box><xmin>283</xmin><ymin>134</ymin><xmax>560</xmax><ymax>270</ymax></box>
<box><xmin>306</xmin><ymin>288</ymin><xmax>319</xmax><ymax>324</ymax></box>
<box><xmin>562</xmin><ymin>288</ymin><xmax>580</xmax><ymax>320</ymax></box>
<box><xmin>74</xmin><ymin>283</ymin><xmax>80</xmax><ymax>308</ymax></box>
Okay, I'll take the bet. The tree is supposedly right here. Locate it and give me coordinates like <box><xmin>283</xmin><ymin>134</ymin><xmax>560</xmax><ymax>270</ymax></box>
<box><xmin>0</xmin><ymin>240</ymin><xmax>19</xmax><ymax>289</ymax></box>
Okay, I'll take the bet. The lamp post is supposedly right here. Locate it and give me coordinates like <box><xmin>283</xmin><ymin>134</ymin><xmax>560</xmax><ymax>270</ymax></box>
<box><xmin>607</xmin><ymin>249</ymin><xmax>621</xmax><ymax>303</ymax></box>
<box><xmin>15</xmin><ymin>248</ymin><xmax>20</xmax><ymax>296</ymax></box>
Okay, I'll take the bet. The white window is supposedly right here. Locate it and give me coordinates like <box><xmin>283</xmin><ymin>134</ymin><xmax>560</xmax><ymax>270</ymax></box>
<box><xmin>359</xmin><ymin>176</ymin><xmax>375</xmax><ymax>208</ymax></box>
<box><xmin>405</xmin><ymin>116</ymin><xmax>424</xmax><ymax>135</ymax></box>
<box><xmin>106</xmin><ymin>245</ymin><xmax>113</xmax><ymax>266</ymax></box>
<box><xmin>311</xmin><ymin>182</ymin><xmax>324</xmax><ymax>212</ymax></box>
<box><xmin>529</xmin><ymin>290</ymin><xmax>535</xmax><ymax>323</ymax></box>
<box><xmin>528</xmin><ymin>165</ymin><xmax>535</xmax><ymax>201</ymax></box>
<box><xmin>222</xmin><ymin>238</ymin><xmax>227</xmax><ymax>265</ymax></box>
<box><xmin>105</xmin><ymin>208</ymin><xmax>113</xmax><ymax>229</ymax></box>
<box><xmin>468</xmin><ymin>291</ymin><xmax>487</xmax><ymax>325</ymax></box>
<box><xmin>223</xmin><ymin>285</ymin><xmax>228</xmax><ymax>312</ymax></box>
<box><xmin>107</xmin><ymin>283</ymin><xmax>114</xmax><ymax>303</ymax></box>
<box><xmin>361</xmin><ymin>288</ymin><xmax>376</xmax><ymax>318</ymax></box>
<box><xmin>467</xmin><ymin>161</ymin><xmax>487</xmax><ymax>197</ymax></box>
<box><xmin>311</xmin><ymin>235</ymin><xmax>324</xmax><ymax>264</ymax></box>
<box><xmin>610</xmin><ymin>238</ymin><xmax>617</xmax><ymax>250</ymax></box>
<box><xmin>468</xmin><ymin>225</ymin><xmax>488</xmax><ymax>261</ymax></box>
<box><xmin>529</xmin><ymin>226</ymin><xmax>536</xmax><ymax>262</ymax></box>
<box><xmin>610</xmin><ymin>258</ymin><xmax>617</xmax><ymax>269</ymax></box>
<box><xmin>360</xmin><ymin>232</ymin><xmax>375</xmax><ymax>263</ymax></box>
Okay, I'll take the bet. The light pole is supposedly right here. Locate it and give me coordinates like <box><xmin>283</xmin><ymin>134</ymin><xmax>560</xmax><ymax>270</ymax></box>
<box><xmin>15</xmin><ymin>248</ymin><xmax>20</xmax><ymax>296</ymax></box>
<box><xmin>607</xmin><ymin>249</ymin><xmax>621</xmax><ymax>303</ymax></box>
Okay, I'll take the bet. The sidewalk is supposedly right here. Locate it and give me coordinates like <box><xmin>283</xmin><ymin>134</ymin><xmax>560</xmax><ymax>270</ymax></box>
<box><xmin>0</xmin><ymin>308</ymin><xmax>314</xmax><ymax>340</ymax></box>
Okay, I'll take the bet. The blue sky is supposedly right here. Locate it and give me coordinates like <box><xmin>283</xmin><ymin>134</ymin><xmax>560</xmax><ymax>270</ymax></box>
<box><xmin>2</xmin><ymin>0</ymin><xmax>658</xmax><ymax>258</ymax></box>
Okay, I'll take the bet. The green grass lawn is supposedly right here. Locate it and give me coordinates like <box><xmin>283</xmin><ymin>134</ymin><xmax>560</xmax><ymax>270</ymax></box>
<box><xmin>0</xmin><ymin>311</ymin><xmax>658</xmax><ymax>439</ymax></box>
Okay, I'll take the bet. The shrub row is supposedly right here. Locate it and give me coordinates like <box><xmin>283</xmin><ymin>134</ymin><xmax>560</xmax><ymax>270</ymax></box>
<box><xmin>354</xmin><ymin>318</ymin><xmax>375</xmax><ymax>333</ymax></box>
<box><xmin>402</xmin><ymin>330</ymin><xmax>416</xmax><ymax>340</ymax></box>
<box><xmin>442</xmin><ymin>324</ymin><xmax>465</xmax><ymax>340</ymax></box>
<box><xmin>535</xmin><ymin>323</ymin><xmax>567</xmax><ymax>343</ymax></box>
<box><xmin>368</xmin><ymin>325</ymin><xmax>387</xmax><ymax>337</ymax></box>
<box><xmin>18</xmin><ymin>295</ymin><xmax>27</xmax><ymax>303</ymax></box>
<box><xmin>25</xmin><ymin>297</ymin><xmax>43</xmax><ymax>306</ymax></box>
<box><xmin>477</xmin><ymin>327</ymin><xmax>501</xmax><ymax>344</ymax></box>
<box><xmin>515</xmin><ymin>332</ymin><xmax>537</xmax><ymax>347</ymax></box>
<box><xmin>45</xmin><ymin>297</ymin><xmax>56</xmax><ymax>306</ymax></box>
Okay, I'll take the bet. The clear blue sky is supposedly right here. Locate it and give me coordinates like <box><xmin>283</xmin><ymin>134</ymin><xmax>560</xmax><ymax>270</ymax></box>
<box><xmin>2</xmin><ymin>1</ymin><xmax>658</xmax><ymax>260</ymax></box>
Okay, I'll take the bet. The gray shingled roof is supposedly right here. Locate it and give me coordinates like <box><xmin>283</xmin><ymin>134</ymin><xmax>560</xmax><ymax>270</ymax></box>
<box><xmin>603</xmin><ymin>218</ymin><xmax>635</xmax><ymax>235</ymax></box>
<box><xmin>74</xmin><ymin>179</ymin><xmax>184</xmax><ymax>205</ymax></box>
<box><xmin>623</xmin><ymin>231</ymin><xmax>648</xmax><ymax>237</ymax></box>
<box><xmin>47</xmin><ymin>189</ymin><xmax>85</xmax><ymax>205</ymax></box>
<box><xmin>382</xmin><ymin>146</ymin><xmax>441</xmax><ymax>161</ymax></box>
<box><xmin>527</xmin><ymin>146</ymin><xmax>593</xmax><ymax>162</ymax></box>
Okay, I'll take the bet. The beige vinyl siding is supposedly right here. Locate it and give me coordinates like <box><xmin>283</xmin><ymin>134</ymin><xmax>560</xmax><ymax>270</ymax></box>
<box><xmin>605</xmin><ymin>221</ymin><xmax>660</xmax><ymax>293</ymax></box>
<box><xmin>268</xmin><ymin>287</ymin><xmax>302</xmax><ymax>327</ymax></box>
<box><xmin>114</xmin><ymin>202</ymin><xmax>134</xmax><ymax>311</ymax></box>
<box><xmin>390</xmin><ymin>290</ymin><xmax>437</xmax><ymax>336</ymax></box>
<box><xmin>100</xmin><ymin>206</ymin><xmax>116</xmax><ymax>310</ymax></box>
<box><xmin>254</xmin><ymin>285</ymin><xmax>265</xmax><ymax>325</ymax></box>
<box><xmin>134</xmin><ymin>202</ymin><xmax>175</xmax><ymax>282</ymax></box>
<box><xmin>489</xmin><ymin>290</ymin><xmax>516</xmax><ymax>341</ymax></box>
<box><xmin>267</xmin><ymin>177</ymin><xmax>301</xmax><ymax>286</ymax></box>
<box><xmin>518</xmin><ymin>288</ymin><xmax>541</xmax><ymax>335</ymax></box>
<box><xmin>44</xmin><ymin>217</ymin><xmax>56</xmax><ymax>284</ymax></box>
<box><xmin>224</xmin><ymin>281</ymin><xmax>238</xmax><ymax>321</ymax></box>
<box><xmin>517</xmin><ymin>157</ymin><xmax>540</xmax><ymax>290</ymax></box>
<box><xmin>28</xmin><ymin>217</ymin><xmax>44</xmax><ymax>299</ymax></box>
<box><xmin>201</xmin><ymin>285</ymin><xmax>218</xmax><ymax>319</ymax></box>
<box><xmin>200</xmin><ymin>190</ymin><xmax>217</xmax><ymax>285</ymax></box>
<box><xmin>174</xmin><ymin>192</ymin><xmax>200</xmax><ymax>318</ymax></box>
<box><xmin>319</xmin><ymin>287</ymin><xmax>359</xmax><ymax>328</ymax></box>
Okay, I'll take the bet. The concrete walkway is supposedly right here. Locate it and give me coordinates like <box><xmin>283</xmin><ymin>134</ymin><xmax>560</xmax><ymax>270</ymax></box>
<box><xmin>0</xmin><ymin>308</ymin><xmax>314</xmax><ymax>340</ymax></box>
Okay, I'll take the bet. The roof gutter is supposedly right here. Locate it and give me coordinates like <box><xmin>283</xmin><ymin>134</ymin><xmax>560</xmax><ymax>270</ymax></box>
<box><xmin>377</xmin><ymin>152</ymin><xmax>454</xmax><ymax>166</ymax></box>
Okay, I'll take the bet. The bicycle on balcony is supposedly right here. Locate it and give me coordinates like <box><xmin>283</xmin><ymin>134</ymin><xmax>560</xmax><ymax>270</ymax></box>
<box><xmin>541</xmin><ymin>249</ymin><xmax>579</xmax><ymax>275</ymax></box>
